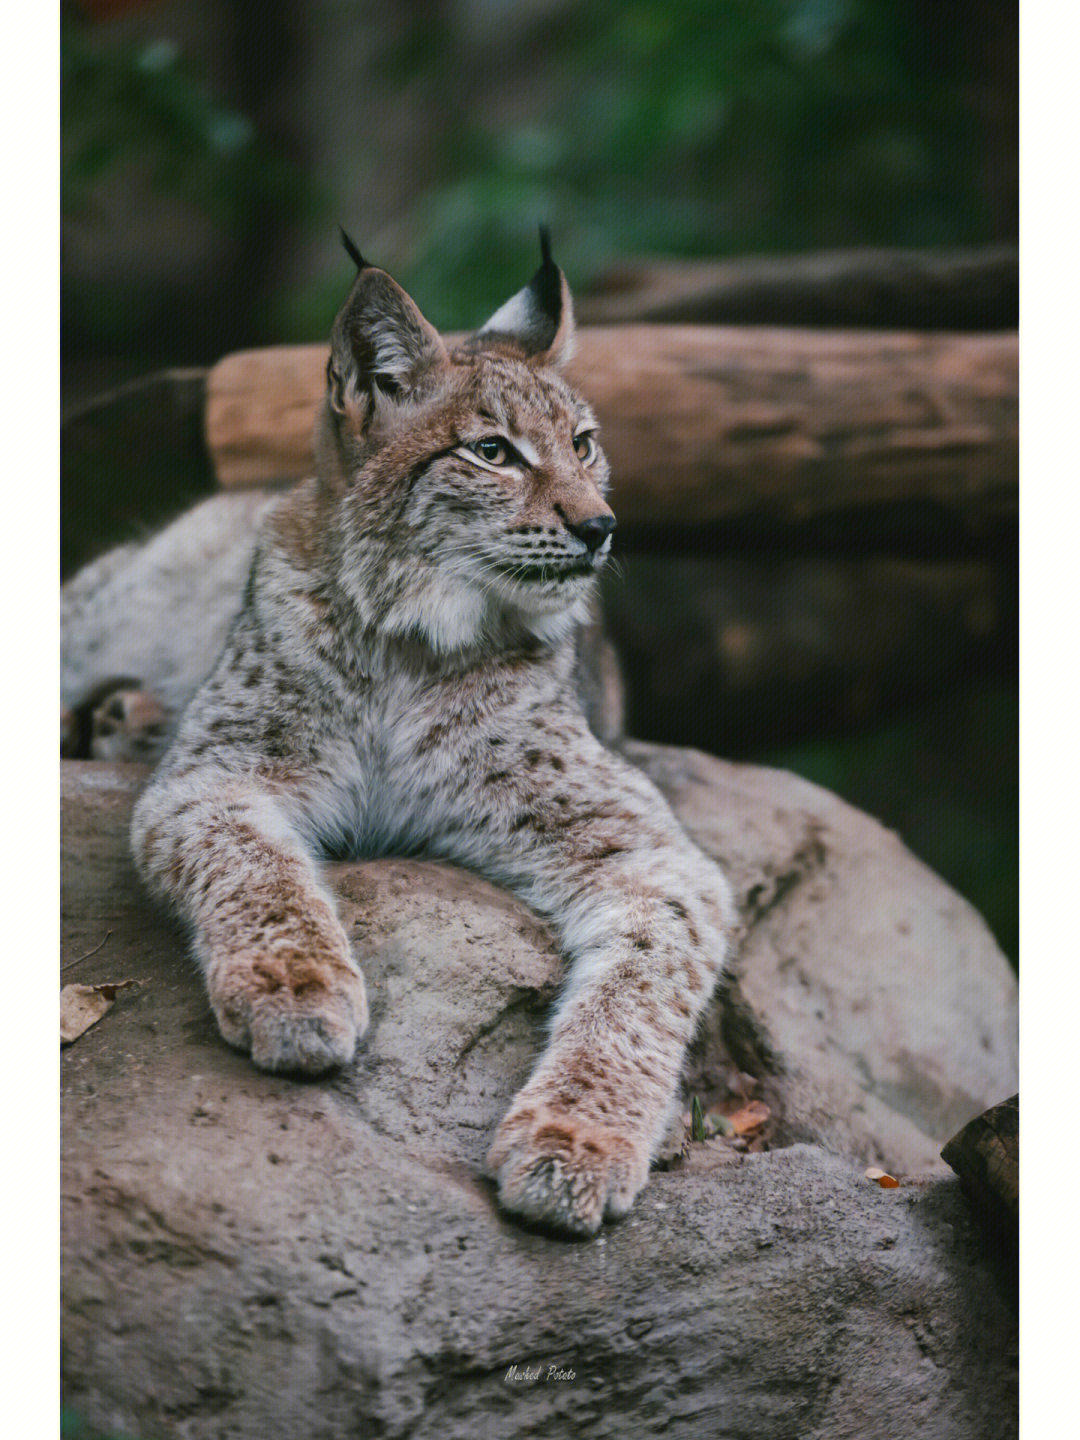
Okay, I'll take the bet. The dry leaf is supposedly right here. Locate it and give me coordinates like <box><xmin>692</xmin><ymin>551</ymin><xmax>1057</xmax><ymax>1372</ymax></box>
<box><xmin>865</xmin><ymin>1166</ymin><xmax>900</xmax><ymax>1188</ymax></box>
<box><xmin>727</xmin><ymin>1100</ymin><xmax>771</xmax><ymax>1136</ymax></box>
<box><xmin>60</xmin><ymin>980</ymin><xmax>138</xmax><ymax>1045</ymax></box>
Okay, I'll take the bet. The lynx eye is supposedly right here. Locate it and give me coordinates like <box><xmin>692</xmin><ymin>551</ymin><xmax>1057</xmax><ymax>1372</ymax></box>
<box><xmin>573</xmin><ymin>431</ymin><xmax>597</xmax><ymax>465</ymax></box>
<box><xmin>470</xmin><ymin>437</ymin><xmax>512</xmax><ymax>466</ymax></box>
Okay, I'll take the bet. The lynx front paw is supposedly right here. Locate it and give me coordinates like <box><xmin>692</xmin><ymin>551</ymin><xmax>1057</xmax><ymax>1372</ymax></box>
<box><xmin>210</xmin><ymin>953</ymin><xmax>369</xmax><ymax>1077</ymax></box>
<box><xmin>485</xmin><ymin>1101</ymin><xmax>650</xmax><ymax>1238</ymax></box>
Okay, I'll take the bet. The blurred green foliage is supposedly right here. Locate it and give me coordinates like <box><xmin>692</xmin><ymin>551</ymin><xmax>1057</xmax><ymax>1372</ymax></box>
<box><xmin>62</xmin><ymin>0</ymin><xmax>1009</xmax><ymax>343</ymax></box>
<box><xmin>62</xmin><ymin>4</ymin><xmax>314</xmax><ymax>365</ymax></box>
<box><xmin>393</xmin><ymin>0</ymin><xmax>1002</xmax><ymax>327</ymax></box>
<box><xmin>62</xmin><ymin>15</ymin><xmax>310</xmax><ymax>244</ymax></box>
<box><xmin>63</xmin><ymin>23</ymin><xmax>255</xmax><ymax>225</ymax></box>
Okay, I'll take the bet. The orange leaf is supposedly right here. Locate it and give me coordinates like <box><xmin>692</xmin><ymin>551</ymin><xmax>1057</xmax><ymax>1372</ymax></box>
<box><xmin>728</xmin><ymin>1100</ymin><xmax>771</xmax><ymax>1136</ymax></box>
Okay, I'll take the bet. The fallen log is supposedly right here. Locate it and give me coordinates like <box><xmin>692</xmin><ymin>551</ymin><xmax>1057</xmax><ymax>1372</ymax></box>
<box><xmin>206</xmin><ymin>327</ymin><xmax>1017</xmax><ymax>538</ymax></box>
<box><xmin>602</xmin><ymin>552</ymin><xmax>1013</xmax><ymax>751</ymax></box>
<box><xmin>577</xmin><ymin>245</ymin><xmax>1018</xmax><ymax>331</ymax></box>
<box><xmin>942</xmin><ymin>1094</ymin><xmax>1019</xmax><ymax>1232</ymax></box>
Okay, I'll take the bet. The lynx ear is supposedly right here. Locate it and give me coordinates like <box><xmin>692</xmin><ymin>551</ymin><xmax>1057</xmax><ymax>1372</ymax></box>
<box><xmin>327</xmin><ymin>232</ymin><xmax>449</xmax><ymax>423</ymax></box>
<box><xmin>473</xmin><ymin>226</ymin><xmax>576</xmax><ymax>368</ymax></box>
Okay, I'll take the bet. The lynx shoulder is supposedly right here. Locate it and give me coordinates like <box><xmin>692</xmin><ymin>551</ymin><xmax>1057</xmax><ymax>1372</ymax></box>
<box><xmin>68</xmin><ymin>232</ymin><xmax>736</xmax><ymax>1236</ymax></box>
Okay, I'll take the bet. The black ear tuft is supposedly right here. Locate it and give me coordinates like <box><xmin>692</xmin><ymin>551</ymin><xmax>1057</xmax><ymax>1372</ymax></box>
<box><xmin>339</xmin><ymin>226</ymin><xmax>369</xmax><ymax>273</ymax></box>
<box><xmin>533</xmin><ymin>224</ymin><xmax>560</xmax><ymax>319</ymax></box>
<box><xmin>471</xmin><ymin>226</ymin><xmax>575</xmax><ymax>366</ymax></box>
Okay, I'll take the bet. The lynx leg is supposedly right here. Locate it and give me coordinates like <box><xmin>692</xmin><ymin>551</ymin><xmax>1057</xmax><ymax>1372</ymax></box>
<box><xmin>475</xmin><ymin>764</ymin><xmax>734</xmax><ymax>1235</ymax></box>
<box><xmin>132</xmin><ymin>771</ymin><xmax>367</xmax><ymax>1075</ymax></box>
<box><xmin>485</xmin><ymin>899</ymin><xmax>725</xmax><ymax>1237</ymax></box>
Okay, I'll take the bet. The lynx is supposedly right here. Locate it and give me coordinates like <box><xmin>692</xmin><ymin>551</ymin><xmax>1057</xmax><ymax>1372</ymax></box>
<box><xmin>64</xmin><ymin>234</ymin><xmax>735</xmax><ymax>1236</ymax></box>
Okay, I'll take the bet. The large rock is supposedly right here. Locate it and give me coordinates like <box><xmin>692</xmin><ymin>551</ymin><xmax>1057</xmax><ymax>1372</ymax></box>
<box><xmin>623</xmin><ymin>743</ymin><xmax>1016</xmax><ymax>1173</ymax></box>
<box><xmin>61</xmin><ymin>750</ymin><xmax>1017</xmax><ymax>1440</ymax></box>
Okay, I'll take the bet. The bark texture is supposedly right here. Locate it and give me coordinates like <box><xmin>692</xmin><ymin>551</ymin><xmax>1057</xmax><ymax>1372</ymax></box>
<box><xmin>942</xmin><ymin>1094</ymin><xmax>1019</xmax><ymax>1230</ymax></box>
<box><xmin>577</xmin><ymin>246</ymin><xmax>1018</xmax><ymax>331</ymax></box>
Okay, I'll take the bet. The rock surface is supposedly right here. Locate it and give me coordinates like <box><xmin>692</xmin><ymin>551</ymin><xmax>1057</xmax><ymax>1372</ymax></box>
<box><xmin>61</xmin><ymin>750</ymin><xmax>1017</xmax><ymax>1440</ymax></box>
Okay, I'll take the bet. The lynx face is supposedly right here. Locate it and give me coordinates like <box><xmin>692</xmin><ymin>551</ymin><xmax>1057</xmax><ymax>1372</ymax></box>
<box><xmin>390</xmin><ymin>356</ymin><xmax>612</xmax><ymax>617</ymax></box>
<box><xmin>316</xmin><ymin>231</ymin><xmax>616</xmax><ymax>647</ymax></box>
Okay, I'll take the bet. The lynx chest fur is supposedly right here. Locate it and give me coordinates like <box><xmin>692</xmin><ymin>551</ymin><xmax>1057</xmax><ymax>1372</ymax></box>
<box><xmin>175</xmin><ymin>578</ymin><xmax>585</xmax><ymax>867</ymax></box>
<box><xmin>70</xmin><ymin>233</ymin><xmax>736</xmax><ymax>1237</ymax></box>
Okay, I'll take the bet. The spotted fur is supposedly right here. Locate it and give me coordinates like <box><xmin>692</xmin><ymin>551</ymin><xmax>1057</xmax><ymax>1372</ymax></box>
<box><xmin>106</xmin><ymin>240</ymin><xmax>735</xmax><ymax>1236</ymax></box>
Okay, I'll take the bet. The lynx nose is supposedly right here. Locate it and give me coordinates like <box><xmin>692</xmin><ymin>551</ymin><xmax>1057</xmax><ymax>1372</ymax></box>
<box><xmin>566</xmin><ymin>513</ymin><xmax>616</xmax><ymax>553</ymax></box>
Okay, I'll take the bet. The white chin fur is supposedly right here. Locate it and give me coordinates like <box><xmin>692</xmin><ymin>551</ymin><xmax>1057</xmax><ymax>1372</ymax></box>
<box><xmin>379</xmin><ymin>563</ymin><xmax>590</xmax><ymax>652</ymax></box>
<box><xmin>498</xmin><ymin>576</ymin><xmax>594</xmax><ymax>645</ymax></box>
<box><xmin>491</xmin><ymin>568</ymin><xmax>594</xmax><ymax>611</ymax></box>
<box><xmin>523</xmin><ymin>599</ymin><xmax>590</xmax><ymax>645</ymax></box>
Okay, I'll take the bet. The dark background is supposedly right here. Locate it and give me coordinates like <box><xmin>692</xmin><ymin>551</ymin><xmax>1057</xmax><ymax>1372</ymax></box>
<box><xmin>61</xmin><ymin>0</ymin><xmax>1018</xmax><ymax>962</ymax></box>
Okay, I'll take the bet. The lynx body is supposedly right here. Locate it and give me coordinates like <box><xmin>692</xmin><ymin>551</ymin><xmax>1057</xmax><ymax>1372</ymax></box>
<box><xmin>68</xmin><ymin>238</ymin><xmax>735</xmax><ymax>1236</ymax></box>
